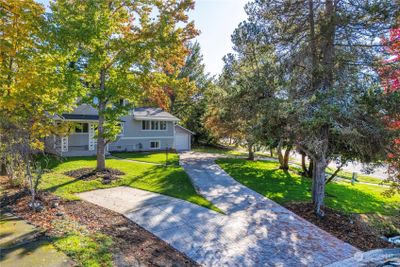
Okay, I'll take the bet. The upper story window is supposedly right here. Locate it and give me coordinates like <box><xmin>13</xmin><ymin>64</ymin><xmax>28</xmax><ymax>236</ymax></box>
<box><xmin>160</xmin><ymin>121</ymin><xmax>167</xmax><ymax>130</ymax></box>
<box><xmin>142</xmin><ymin>120</ymin><xmax>150</xmax><ymax>130</ymax></box>
<box><xmin>142</xmin><ymin>120</ymin><xmax>167</xmax><ymax>131</ymax></box>
<box><xmin>74</xmin><ymin>123</ymin><xmax>88</xmax><ymax>133</ymax></box>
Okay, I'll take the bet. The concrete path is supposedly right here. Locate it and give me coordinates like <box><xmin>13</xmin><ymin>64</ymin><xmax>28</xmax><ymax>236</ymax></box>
<box><xmin>180</xmin><ymin>152</ymin><xmax>359</xmax><ymax>266</ymax></box>
<box><xmin>78</xmin><ymin>152</ymin><xmax>360</xmax><ymax>266</ymax></box>
<box><xmin>0</xmin><ymin>212</ymin><xmax>73</xmax><ymax>267</ymax></box>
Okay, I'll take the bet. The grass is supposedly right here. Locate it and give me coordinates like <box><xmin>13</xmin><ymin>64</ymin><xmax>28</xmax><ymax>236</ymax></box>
<box><xmin>192</xmin><ymin>145</ymin><xmax>246</xmax><ymax>156</ymax></box>
<box><xmin>52</xmin><ymin>219</ymin><xmax>113</xmax><ymax>267</ymax></box>
<box><xmin>36</xmin><ymin>155</ymin><xmax>222</xmax><ymax>267</ymax></box>
<box><xmin>39</xmin><ymin>156</ymin><xmax>219</xmax><ymax>212</ymax></box>
<box><xmin>111</xmin><ymin>151</ymin><xmax>180</xmax><ymax>165</ymax></box>
<box><xmin>325</xmin><ymin>167</ymin><xmax>384</xmax><ymax>185</ymax></box>
<box><xmin>216</xmin><ymin>158</ymin><xmax>400</xmax><ymax>215</ymax></box>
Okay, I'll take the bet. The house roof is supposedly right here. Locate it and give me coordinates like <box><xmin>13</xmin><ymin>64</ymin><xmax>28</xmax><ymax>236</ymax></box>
<box><xmin>175</xmin><ymin>124</ymin><xmax>195</xmax><ymax>135</ymax></box>
<box><xmin>133</xmin><ymin>107</ymin><xmax>179</xmax><ymax>121</ymax></box>
<box><xmin>56</xmin><ymin>106</ymin><xmax>179</xmax><ymax>122</ymax></box>
<box><xmin>61</xmin><ymin>114</ymin><xmax>99</xmax><ymax>121</ymax></box>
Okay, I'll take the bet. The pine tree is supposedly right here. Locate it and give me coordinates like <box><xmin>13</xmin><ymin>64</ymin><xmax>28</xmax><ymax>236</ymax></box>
<box><xmin>245</xmin><ymin>0</ymin><xmax>399</xmax><ymax>216</ymax></box>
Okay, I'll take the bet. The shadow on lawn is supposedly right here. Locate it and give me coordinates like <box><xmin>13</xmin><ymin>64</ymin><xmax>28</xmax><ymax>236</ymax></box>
<box><xmin>98</xmin><ymin>191</ymin><xmax>356</xmax><ymax>265</ymax></box>
<box><xmin>111</xmin><ymin>151</ymin><xmax>180</xmax><ymax>166</ymax></box>
<box><xmin>38</xmin><ymin>155</ymin><xmax>214</xmax><ymax>209</ymax></box>
<box><xmin>217</xmin><ymin>158</ymin><xmax>399</xmax><ymax>215</ymax></box>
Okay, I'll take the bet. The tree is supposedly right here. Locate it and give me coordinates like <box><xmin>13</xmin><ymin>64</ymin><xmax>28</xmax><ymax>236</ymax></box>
<box><xmin>50</xmin><ymin>0</ymin><xmax>197</xmax><ymax>170</ymax></box>
<box><xmin>155</xmin><ymin>41</ymin><xmax>215</xmax><ymax>144</ymax></box>
<box><xmin>381</xmin><ymin>27</ymin><xmax>400</xmax><ymax>195</ymax></box>
<box><xmin>0</xmin><ymin>0</ymin><xmax>80</xmax><ymax>206</ymax></box>
<box><xmin>246</xmin><ymin>0</ymin><xmax>398</xmax><ymax>216</ymax></box>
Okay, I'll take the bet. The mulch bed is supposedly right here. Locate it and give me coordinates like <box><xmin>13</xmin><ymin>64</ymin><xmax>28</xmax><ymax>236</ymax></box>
<box><xmin>64</xmin><ymin>168</ymin><xmax>125</xmax><ymax>184</ymax></box>
<box><xmin>284</xmin><ymin>202</ymin><xmax>396</xmax><ymax>251</ymax></box>
<box><xmin>0</xmin><ymin>177</ymin><xmax>198</xmax><ymax>267</ymax></box>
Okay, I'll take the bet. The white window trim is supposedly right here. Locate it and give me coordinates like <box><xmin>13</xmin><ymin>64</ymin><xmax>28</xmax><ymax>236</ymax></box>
<box><xmin>120</xmin><ymin>136</ymin><xmax>173</xmax><ymax>140</ymax></box>
<box><xmin>149</xmin><ymin>140</ymin><xmax>160</xmax><ymax>149</ymax></box>
<box><xmin>141</xmin><ymin>120</ymin><xmax>168</xmax><ymax>131</ymax></box>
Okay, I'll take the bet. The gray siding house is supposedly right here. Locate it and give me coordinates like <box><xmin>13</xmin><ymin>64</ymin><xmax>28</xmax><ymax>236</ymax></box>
<box><xmin>45</xmin><ymin>104</ymin><xmax>193</xmax><ymax>157</ymax></box>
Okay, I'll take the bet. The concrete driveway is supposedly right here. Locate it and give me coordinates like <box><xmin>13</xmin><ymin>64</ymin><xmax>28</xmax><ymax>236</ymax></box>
<box><xmin>78</xmin><ymin>152</ymin><xmax>360</xmax><ymax>266</ymax></box>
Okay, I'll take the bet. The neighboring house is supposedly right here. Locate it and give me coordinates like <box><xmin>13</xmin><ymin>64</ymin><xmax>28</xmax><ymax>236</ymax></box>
<box><xmin>45</xmin><ymin>104</ymin><xmax>193</xmax><ymax>157</ymax></box>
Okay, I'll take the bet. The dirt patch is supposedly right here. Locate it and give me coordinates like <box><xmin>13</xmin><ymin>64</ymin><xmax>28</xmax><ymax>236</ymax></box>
<box><xmin>284</xmin><ymin>202</ymin><xmax>396</xmax><ymax>251</ymax></box>
<box><xmin>64</xmin><ymin>168</ymin><xmax>125</xmax><ymax>184</ymax></box>
<box><xmin>3</xmin><ymin>190</ymin><xmax>198</xmax><ymax>267</ymax></box>
<box><xmin>63</xmin><ymin>200</ymin><xmax>197</xmax><ymax>267</ymax></box>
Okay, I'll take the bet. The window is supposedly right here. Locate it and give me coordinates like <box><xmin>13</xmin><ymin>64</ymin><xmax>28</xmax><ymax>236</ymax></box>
<box><xmin>160</xmin><ymin>121</ymin><xmax>167</xmax><ymax>130</ymax></box>
<box><xmin>142</xmin><ymin>120</ymin><xmax>150</xmax><ymax>130</ymax></box>
<box><xmin>117</xmin><ymin>122</ymin><xmax>124</xmax><ymax>136</ymax></box>
<box><xmin>150</xmin><ymin>141</ymin><xmax>160</xmax><ymax>149</ymax></box>
<box><xmin>142</xmin><ymin>120</ymin><xmax>167</xmax><ymax>131</ymax></box>
<box><xmin>74</xmin><ymin>123</ymin><xmax>88</xmax><ymax>133</ymax></box>
<box><xmin>151</xmin><ymin>121</ymin><xmax>158</xmax><ymax>130</ymax></box>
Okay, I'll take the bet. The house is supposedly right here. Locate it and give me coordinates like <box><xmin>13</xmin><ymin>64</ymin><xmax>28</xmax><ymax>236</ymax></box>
<box><xmin>45</xmin><ymin>104</ymin><xmax>193</xmax><ymax>157</ymax></box>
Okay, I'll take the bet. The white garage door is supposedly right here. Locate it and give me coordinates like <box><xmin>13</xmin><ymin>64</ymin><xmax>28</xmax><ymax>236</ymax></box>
<box><xmin>175</xmin><ymin>132</ymin><xmax>189</xmax><ymax>151</ymax></box>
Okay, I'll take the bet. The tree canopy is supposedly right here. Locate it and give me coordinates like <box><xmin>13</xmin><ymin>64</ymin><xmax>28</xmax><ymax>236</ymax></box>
<box><xmin>213</xmin><ymin>0</ymin><xmax>400</xmax><ymax>216</ymax></box>
<box><xmin>50</xmin><ymin>0</ymin><xmax>197</xmax><ymax>170</ymax></box>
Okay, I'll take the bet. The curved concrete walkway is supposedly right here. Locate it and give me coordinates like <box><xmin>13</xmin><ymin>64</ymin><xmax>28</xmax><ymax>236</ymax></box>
<box><xmin>78</xmin><ymin>152</ymin><xmax>360</xmax><ymax>266</ymax></box>
<box><xmin>179</xmin><ymin>152</ymin><xmax>359</xmax><ymax>266</ymax></box>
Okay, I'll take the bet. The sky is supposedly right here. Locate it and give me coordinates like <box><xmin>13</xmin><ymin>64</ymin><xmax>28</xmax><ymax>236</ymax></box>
<box><xmin>36</xmin><ymin>0</ymin><xmax>249</xmax><ymax>76</ymax></box>
<box><xmin>189</xmin><ymin>0</ymin><xmax>249</xmax><ymax>76</ymax></box>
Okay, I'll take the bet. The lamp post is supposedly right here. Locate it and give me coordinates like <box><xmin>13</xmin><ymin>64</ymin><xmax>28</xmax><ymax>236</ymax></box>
<box><xmin>165</xmin><ymin>145</ymin><xmax>169</xmax><ymax>166</ymax></box>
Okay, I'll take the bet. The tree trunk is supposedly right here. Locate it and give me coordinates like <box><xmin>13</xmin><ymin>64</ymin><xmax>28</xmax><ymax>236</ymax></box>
<box><xmin>270</xmin><ymin>148</ymin><xmax>273</xmax><ymax>158</ymax></box>
<box><xmin>301</xmin><ymin>153</ymin><xmax>307</xmax><ymax>175</ymax></box>
<box><xmin>248</xmin><ymin>143</ymin><xmax>255</xmax><ymax>161</ymax></box>
<box><xmin>312</xmin><ymin>158</ymin><xmax>327</xmax><ymax>217</ymax></box>
<box><xmin>277</xmin><ymin>141</ymin><xmax>284</xmax><ymax>167</ymax></box>
<box><xmin>308</xmin><ymin>0</ymin><xmax>318</xmax><ymax>91</ymax></box>
<box><xmin>307</xmin><ymin>157</ymin><xmax>314</xmax><ymax>178</ymax></box>
<box><xmin>96</xmin><ymin>69</ymin><xmax>106</xmax><ymax>171</ymax></box>
<box><xmin>96</xmin><ymin>113</ymin><xmax>106</xmax><ymax>171</ymax></box>
<box><xmin>25</xmin><ymin>154</ymin><xmax>35</xmax><ymax>206</ymax></box>
<box><xmin>0</xmin><ymin>163</ymin><xmax>6</xmax><ymax>176</ymax></box>
<box><xmin>277</xmin><ymin>141</ymin><xmax>291</xmax><ymax>170</ymax></box>
<box><xmin>282</xmin><ymin>146</ymin><xmax>292</xmax><ymax>170</ymax></box>
<box><xmin>325</xmin><ymin>162</ymin><xmax>345</xmax><ymax>184</ymax></box>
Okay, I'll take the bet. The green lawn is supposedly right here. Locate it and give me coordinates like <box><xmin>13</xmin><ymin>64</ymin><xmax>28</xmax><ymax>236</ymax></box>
<box><xmin>111</xmin><ymin>151</ymin><xmax>179</xmax><ymax>165</ymax></box>
<box><xmin>216</xmin><ymin>158</ymin><xmax>400</xmax><ymax>215</ymax></box>
<box><xmin>52</xmin><ymin>219</ymin><xmax>113</xmax><ymax>267</ymax></box>
<box><xmin>192</xmin><ymin>146</ymin><xmax>246</xmax><ymax>156</ymax></box>
<box><xmin>39</xmin><ymin>156</ymin><xmax>219</xmax><ymax>212</ymax></box>
<box><xmin>325</xmin><ymin>167</ymin><xmax>384</xmax><ymax>185</ymax></box>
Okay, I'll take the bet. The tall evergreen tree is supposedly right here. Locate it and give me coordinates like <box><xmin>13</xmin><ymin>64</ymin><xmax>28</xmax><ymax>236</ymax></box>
<box><xmin>172</xmin><ymin>41</ymin><xmax>214</xmax><ymax>143</ymax></box>
<box><xmin>207</xmin><ymin>21</ymin><xmax>279</xmax><ymax>159</ymax></box>
<box><xmin>245</xmin><ymin>0</ymin><xmax>399</xmax><ymax>216</ymax></box>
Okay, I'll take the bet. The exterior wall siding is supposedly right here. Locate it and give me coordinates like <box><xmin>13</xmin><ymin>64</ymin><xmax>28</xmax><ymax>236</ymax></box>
<box><xmin>121</xmin><ymin>116</ymin><xmax>174</xmax><ymax>138</ymax></box>
<box><xmin>47</xmin><ymin>106</ymin><xmax>183</xmax><ymax>156</ymax></box>
<box><xmin>109</xmin><ymin>137</ymin><xmax>174</xmax><ymax>152</ymax></box>
<box><xmin>68</xmin><ymin>133</ymin><xmax>89</xmax><ymax>147</ymax></box>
